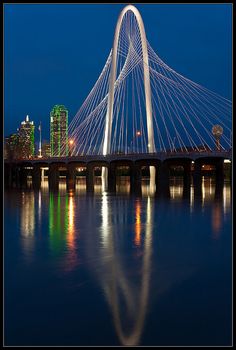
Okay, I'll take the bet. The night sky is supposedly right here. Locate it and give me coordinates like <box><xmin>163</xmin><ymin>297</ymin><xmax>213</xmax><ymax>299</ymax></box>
<box><xmin>4</xmin><ymin>3</ymin><xmax>232</xmax><ymax>143</ymax></box>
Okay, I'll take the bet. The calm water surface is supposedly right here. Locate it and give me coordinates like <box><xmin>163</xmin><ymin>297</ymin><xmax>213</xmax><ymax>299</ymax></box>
<box><xmin>4</xmin><ymin>177</ymin><xmax>232</xmax><ymax>346</ymax></box>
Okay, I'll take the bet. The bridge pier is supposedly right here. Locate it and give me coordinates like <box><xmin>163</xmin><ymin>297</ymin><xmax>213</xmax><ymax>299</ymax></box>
<box><xmin>14</xmin><ymin>167</ymin><xmax>20</xmax><ymax>188</ymax></box>
<box><xmin>214</xmin><ymin>159</ymin><xmax>224</xmax><ymax>200</ymax></box>
<box><xmin>48</xmin><ymin>165</ymin><xmax>59</xmax><ymax>191</ymax></box>
<box><xmin>32</xmin><ymin>165</ymin><xmax>41</xmax><ymax>190</ymax></box>
<box><xmin>108</xmin><ymin>164</ymin><xmax>116</xmax><ymax>193</ymax></box>
<box><xmin>183</xmin><ymin>162</ymin><xmax>191</xmax><ymax>198</ymax></box>
<box><xmin>19</xmin><ymin>166</ymin><xmax>28</xmax><ymax>189</ymax></box>
<box><xmin>86</xmin><ymin>164</ymin><xmax>94</xmax><ymax>192</ymax></box>
<box><xmin>130</xmin><ymin>164</ymin><xmax>142</xmax><ymax>195</ymax></box>
<box><xmin>4</xmin><ymin>163</ymin><xmax>13</xmax><ymax>188</ymax></box>
<box><xmin>156</xmin><ymin>162</ymin><xmax>170</xmax><ymax>197</ymax></box>
<box><xmin>67</xmin><ymin>165</ymin><xmax>76</xmax><ymax>191</ymax></box>
<box><xmin>193</xmin><ymin>161</ymin><xmax>202</xmax><ymax>197</ymax></box>
<box><xmin>215</xmin><ymin>159</ymin><xmax>224</xmax><ymax>184</ymax></box>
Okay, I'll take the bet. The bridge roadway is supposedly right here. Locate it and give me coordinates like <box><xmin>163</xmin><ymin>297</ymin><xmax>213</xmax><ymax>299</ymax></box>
<box><xmin>16</xmin><ymin>150</ymin><xmax>232</xmax><ymax>164</ymax></box>
<box><xmin>4</xmin><ymin>150</ymin><xmax>232</xmax><ymax>194</ymax></box>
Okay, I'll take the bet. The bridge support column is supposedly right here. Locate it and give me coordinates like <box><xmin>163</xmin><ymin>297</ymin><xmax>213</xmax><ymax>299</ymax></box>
<box><xmin>108</xmin><ymin>164</ymin><xmax>116</xmax><ymax>193</ymax></box>
<box><xmin>130</xmin><ymin>164</ymin><xmax>142</xmax><ymax>195</ymax></box>
<box><xmin>4</xmin><ymin>163</ymin><xmax>13</xmax><ymax>188</ymax></box>
<box><xmin>86</xmin><ymin>164</ymin><xmax>94</xmax><ymax>192</ymax></box>
<box><xmin>19</xmin><ymin>167</ymin><xmax>28</xmax><ymax>189</ymax></box>
<box><xmin>32</xmin><ymin>166</ymin><xmax>41</xmax><ymax>190</ymax></box>
<box><xmin>156</xmin><ymin>162</ymin><xmax>170</xmax><ymax>197</ymax></box>
<box><xmin>229</xmin><ymin>162</ymin><xmax>232</xmax><ymax>184</ymax></box>
<box><xmin>183</xmin><ymin>162</ymin><xmax>191</xmax><ymax>198</ymax></box>
<box><xmin>215</xmin><ymin>159</ymin><xmax>224</xmax><ymax>184</ymax></box>
<box><xmin>214</xmin><ymin>159</ymin><xmax>224</xmax><ymax>200</ymax></box>
<box><xmin>48</xmin><ymin>165</ymin><xmax>59</xmax><ymax>191</ymax></box>
<box><xmin>14</xmin><ymin>167</ymin><xmax>20</xmax><ymax>188</ymax></box>
<box><xmin>193</xmin><ymin>161</ymin><xmax>202</xmax><ymax>197</ymax></box>
<box><xmin>67</xmin><ymin>165</ymin><xmax>76</xmax><ymax>191</ymax></box>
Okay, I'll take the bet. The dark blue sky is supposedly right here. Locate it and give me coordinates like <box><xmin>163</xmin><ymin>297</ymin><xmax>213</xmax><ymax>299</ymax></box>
<box><xmin>4</xmin><ymin>3</ymin><xmax>232</xmax><ymax>142</ymax></box>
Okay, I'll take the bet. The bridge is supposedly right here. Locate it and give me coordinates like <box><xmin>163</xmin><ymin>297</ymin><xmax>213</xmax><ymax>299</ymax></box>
<box><xmin>5</xmin><ymin>5</ymin><xmax>232</xmax><ymax>195</ymax></box>
<box><xmin>5</xmin><ymin>149</ymin><xmax>231</xmax><ymax>194</ymax></box>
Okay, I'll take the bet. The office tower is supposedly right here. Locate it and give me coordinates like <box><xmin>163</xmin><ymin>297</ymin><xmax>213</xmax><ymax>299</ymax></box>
<box><xmin>4</xmin><ymin>133</ymin><xmax>19</xmax><ymax>160</ymax></box>
<box><xmin>42</xmin><ymin>142</ymin><xmax>51</xmax><ymax>158</ymax></box>
<box><xmin>18</xmin><ymin>115</ymin><xmax>35</xmax><ymax>159</ymax></box>
<box><xmin>50</xmin><ymin>105</ymin><xmax>68</xmax><ymax>157</ymax></box>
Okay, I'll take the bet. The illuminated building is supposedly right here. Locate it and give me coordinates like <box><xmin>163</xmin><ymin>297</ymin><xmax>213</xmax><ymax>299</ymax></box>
<box><xmin>50</xmin><ymin>105</ymin><xmax>68</xmax><ymax>156</ymax></box>
<box><xmin>4</xmin><ymin>133</ymin><xmax>19</xmax><ymax>160</ymax></box>
<box><xmin>18</xmin><ymin>115</ymin><xmax>35</xmax><ymax>159</ymax></box>
<box><xmin>42</xmin><ymin>142</ymin><xmax>51</xmax><ymax>158</ymax></box>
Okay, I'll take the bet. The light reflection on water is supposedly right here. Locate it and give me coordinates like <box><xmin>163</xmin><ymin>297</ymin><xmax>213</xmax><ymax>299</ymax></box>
<box><xmin>5</xmin><ymin>176</ymin><xmax>232</xmax><ymax>346</ymax></box>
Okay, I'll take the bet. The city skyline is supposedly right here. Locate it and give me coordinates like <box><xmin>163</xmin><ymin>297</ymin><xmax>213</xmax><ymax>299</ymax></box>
<box><xmin>4</xmin><ymin>4</ymin><xmax>232</xmax><ymax>142</ymax></box>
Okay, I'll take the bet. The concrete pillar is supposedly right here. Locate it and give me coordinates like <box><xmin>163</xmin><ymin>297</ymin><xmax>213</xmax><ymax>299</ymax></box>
<box><xmin>4</xmin><ymin>163</ymin><xmax>12</xmax><ymax>188</ymax></box>
<box><xmin>183</xmin><ymin>162</ymin><xmax>191</xmax><ymax>198</ymax></box>
<box><xmin>14</xmin><ymin>167</ymin><xmax>20</xmax><ymax>188</ymax></box>
<box><xmin>86</xmin><ymin>164</ymin><xmax>94</xmax><ymax>192</ymax></box>
<box><xmin>156</xmin><ymin>162</ymin><xmax>170</xmax><ymax>197</ymax></box>
<box><xmin>48</xmin><ymin>165</ymin><xmax>59</xmax><ymax>191</ymax></box>
<box><xmin>229</xmin><ymin>162</ymin><xmax>232</xmax><ymax>184</ymax></box>
<box><xmin>193</xmin><ymin>161</ymin><xmax>202</xmax><ymax>197</ymax></box>
<box><xmin>41</xmin><ymin>168</ymin><xmax>45</xmax><ymax>182</ymax></box>
<box><xmin>19</xmin><ymin>167</ymin><xmax>28</xmax><ymax>189</ymax></box>
<box><xmin>66</xmin><ymin>165</ymin><xmax>76</xmax><ymax>191</ymax></box>
<box><xmin>215</xmin><ymin>159</ymin><xmax>224</xmax><ymax>184</ymax></box>
<box><xmin>108</xmin><ymin>164</ymin><xmax>116</xmax><ymax>193</ymax></box>
<box><xmin>32</xmin><ymin>166</ymin><xmax>41</xmax><ymax>190</ymax></box>
<box><xmin>130</xmin><ymin>164</ymin><xmax>142</xmax><ymax>195</ymax></box>
<box><xmin>214</xmin><ymin>159</ymin><xmax>224</xmax><ymax>200</ymax></box>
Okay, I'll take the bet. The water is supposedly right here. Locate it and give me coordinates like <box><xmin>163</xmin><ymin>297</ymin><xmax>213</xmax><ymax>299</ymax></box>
<box><xmin>4</xmin><ymin>177</ymin><xmax>232</xmax><ymax>346</ymax></box>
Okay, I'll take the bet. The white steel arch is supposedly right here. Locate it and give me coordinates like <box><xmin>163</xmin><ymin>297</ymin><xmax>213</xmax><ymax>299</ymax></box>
<box><xmin>102</xmin><ymin>4</ymin><xmax>156</xmax><ymax>156</ymax></box>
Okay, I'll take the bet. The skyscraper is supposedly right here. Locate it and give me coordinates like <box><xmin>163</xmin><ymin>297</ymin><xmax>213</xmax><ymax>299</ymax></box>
<box><xmin>18</xmin><ymin>115</ymin><xmax>35</xmax><ymax>159</ymax></box>
<box><xmin>50</xmin><ymin>105</ymin><xmax>68</xmax><ymax>156</ymax></box>
<box><xmin>4</xmin><ymin>133</ymin><xmax>19</xmax><ymax>160</ymax></box>
<box><xmin>42</xmin><ymin>142</ymin><xmax>51</xmax><ymax>158</ymax></box>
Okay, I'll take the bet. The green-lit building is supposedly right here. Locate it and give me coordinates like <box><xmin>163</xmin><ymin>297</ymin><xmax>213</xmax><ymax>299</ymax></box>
<box><xmin>50</xmin><ymin>105</ymin><xmax>68</xmax><ymax>157</ymax></box>
<box><xmin>18</xmin><ymin>115</ymin><xmax>35</xmax><ymax>159</ymax></box>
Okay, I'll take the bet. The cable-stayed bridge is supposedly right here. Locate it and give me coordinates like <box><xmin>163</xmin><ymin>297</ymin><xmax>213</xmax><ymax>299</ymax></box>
<box><xmin>58</xmin><ymin>4</ymin><xmax>231</xmax><ymax>158</ymax></box>
<box><xmin>5</xmin><ymin>5</ymin><xmax>232</xmax><ymax>194</ymax></box>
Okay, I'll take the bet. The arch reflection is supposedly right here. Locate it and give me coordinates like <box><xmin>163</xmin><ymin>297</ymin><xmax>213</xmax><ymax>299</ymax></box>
<box><xmin>98</xmin><ymin>186</ymin><xmax>154</xmax><ymax>346</ymax></box>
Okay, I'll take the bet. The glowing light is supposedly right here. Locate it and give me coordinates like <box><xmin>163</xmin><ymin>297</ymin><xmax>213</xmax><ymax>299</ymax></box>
<box><xmin>21</xmin><ymin>192</ymin><xmax>35</xmax><ymax>237</ymax></box>
<box><xmin>67</xmin><ymin>195</ymin><xmax>75</xmax><ymax>249</ymax></box>
<box><xmin>134</xmin><ymin>200</ymin><xmax>142</xmax><ymax>247</ymax></box>
<box><xmin>224</xmin><ymin>159</ymin><xmax>231</xmax><ymax>163</ymax></box>
<box><xmin>69</xmin><ymin>139</ymin><xmax>74</xmax><ymax>145</ymax></box>
<box><xmin>136</xmin><ymin>131</ymin><xmax>141</xmax><ymax>136</ymax></box>
<box><xmin>101</xmin><ymin>192</ymin><xmax>110</xmax><ymax>247</ymax></box>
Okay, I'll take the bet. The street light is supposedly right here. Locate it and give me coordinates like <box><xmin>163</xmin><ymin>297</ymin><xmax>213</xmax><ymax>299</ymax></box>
<box><xmin>69</xmin><ymin>139</ymin><xmax>74</xmax><ymax>156</ymax></box>
<box><xmin>129</xmin><ymin>131</ymin><xmax>141</xmax><ymax>153</ymax></box>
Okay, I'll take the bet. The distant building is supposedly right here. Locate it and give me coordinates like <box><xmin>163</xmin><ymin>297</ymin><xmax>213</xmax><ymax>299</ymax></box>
<box><xmin>4</xmin><ymin>133</ymin><xmax>19</xmax><ymax>160</ymax></box>
<box><xmin>50</xmin><ymin>105</ymin><xmax>68</xmax><ymax>156</ymax></box>
<box><xmin>42</xmin><ymin>142</ymin><xmax>51</xmax><ymax>158</ymax></box>
<box><xmin>18</xmin><ymin>115</ymin><xmax>35</xmax><ymax>159</ymax></box>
